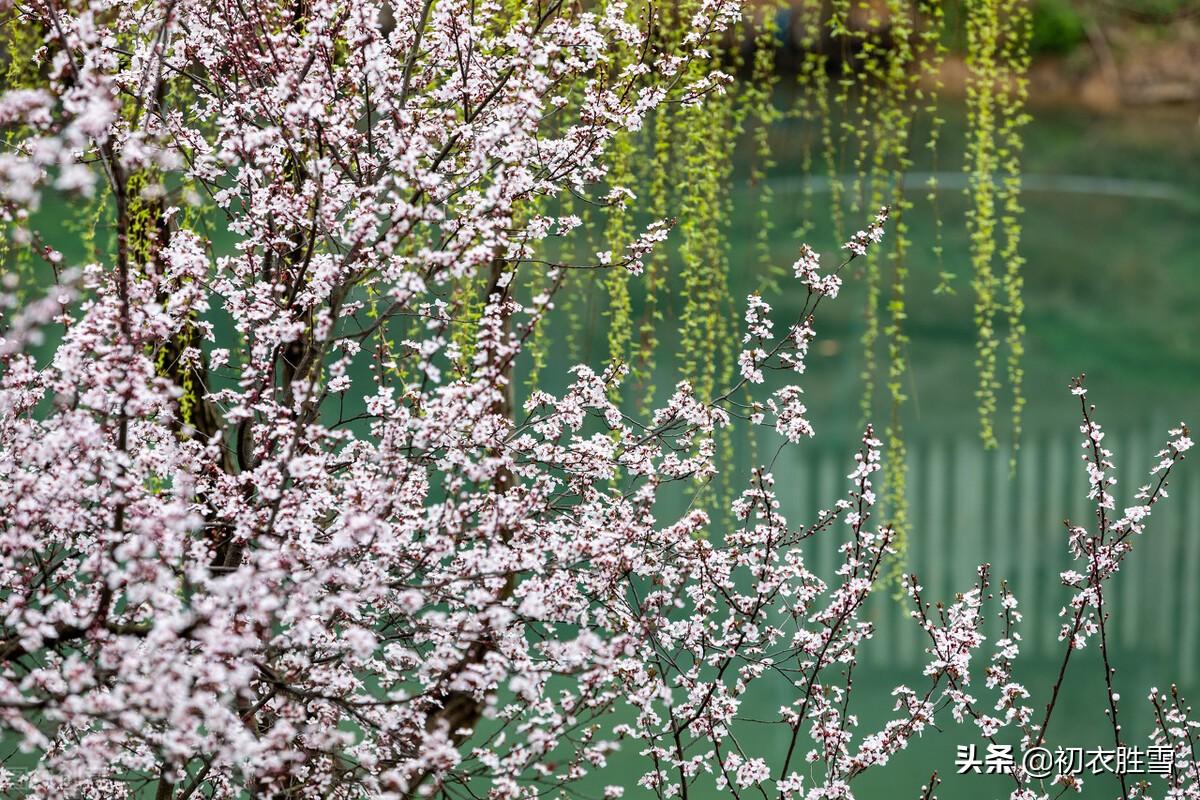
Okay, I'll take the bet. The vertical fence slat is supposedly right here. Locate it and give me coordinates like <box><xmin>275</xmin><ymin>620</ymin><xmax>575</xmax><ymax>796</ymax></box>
<box><xmin>954</xmin><ymin>438</ymin><xmax>984</xmax><ymax>595</ymax></box>
<box><xmin>896</xmin><ymin>446</ymin><xmax>921</xmax><ymax>664</ymax></box>
<box><xmin>1017</xmin><ymin>439</ymin><xmax>1040</xmax><ymax>657</ymax></box>
<box><xmin>990</xmin><ymin>446</ymin><xmax>1012</xmax><ymax>645</ymax></box>
<box><xmin>1181</xmin><ymin>473</ymin><xmax>1200</xmax><ymax>678</ymax></box>
<box><xmin>1121</xmin><ymin>430</ymin><xmax>1145</xmax><ymax>648</ymax></box>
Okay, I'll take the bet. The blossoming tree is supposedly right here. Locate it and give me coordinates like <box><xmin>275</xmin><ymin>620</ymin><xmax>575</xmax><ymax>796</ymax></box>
<box><xmin>0</xmin><ymin>0</ymin><xmax>1194</xmax><ymax>799</ymax></box>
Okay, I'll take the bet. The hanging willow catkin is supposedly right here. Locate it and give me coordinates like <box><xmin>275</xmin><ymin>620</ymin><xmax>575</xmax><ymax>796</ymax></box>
<box><xmin>741</xmin><ymin>3</ymin><xmax>784</xmax><ymax>474</ymax></box>
<box><xmin>998</xmin><ymin>0</ymin><xmax>1032</xmax><ymax>466</ymax></box>
<box><xmin>678</xmin><ymin>38</ymin><xmax>739</xmax><ymax>512</ymax></box>
<box><xmin>629</xmin><ymin>0</ymin><xmax>687</xmax><ymax>412</ymax></box>
<box><xmin>745</xmin><ymin>3</ymin><xmax>784</xmax><ymax>294</ymax></box>
<box><xmin>878</xmin><ymin>0</ymin><xmax>924</xmax><ymax>588</ymax></box>
<box><xmin>965</xmin><ymin>0</ymin><xmax>1030</xmax><ymax>452</ymax></box>
<box><xmin>676</xmin><ymin>67</ymin><xmax>734</xmax><ymax>404</ymax></box>
<box><xmin>630</xmin><ymin>102</ymin><xmax>674</xmax><ymax>411</ymax></box>
<box><xmin>918</xmin><ymin>0</ymin><xmax>951</xmax><ymax>297</ymax></box>
<box><xmin>1</xmin><ymin>19</ymin><xmax>43</xmax><ymax>300</ymax></box>
<box><xmin>603</xmin><ymin>137</ymin><xmax>634</xmax><ymax>401</ymax></box>
<box><xmin>965</xmin><ymin>0</ymin><xmax>1001</xmax><ymax>450</ymax></box>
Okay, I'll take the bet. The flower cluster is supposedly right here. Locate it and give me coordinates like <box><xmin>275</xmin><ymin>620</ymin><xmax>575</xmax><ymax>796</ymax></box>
<box><xmin>842</xmin><ymin>207</ymin><xmax>890</xmax><ymax>257</ymax></box>
<box><xmin>0</xmin><ymin>2</ymin><xmax>1194</xmax><ymax>800</ymax></box>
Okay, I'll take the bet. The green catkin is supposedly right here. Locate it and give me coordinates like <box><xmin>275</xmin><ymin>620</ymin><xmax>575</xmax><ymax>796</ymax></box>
<box><xmin>554</xmin><ymin>53</ymin><xmax>596</xmax><ymax>373</ymax></box>
<box><xmin>818</xmin><ymin>70</ymin><xmax>844</xmax><ymax>244</ymax></box>
<box><xmin>61</xmin><ymin>131</ymin><xmax>109</xmax><ymax>266</ymax></box>
<box><xmin>712</xmin><ymin>15</ymin><xmax>748</xmax><ymax>520</ymax></box>
<box><xmin>785</xmin><ymin>0</ymin><xmax>950</xmax><ymax>584</ymax></box>
<box><xmin>887</xmin><ymin>0</ymin><xmax>947</xmax><ymax>587</ymax></box>
<box><xmin>562</xmin><ymin>195</ymin><xmax>591</xmax><ymax>367</ymax></box>
<box><xmin>850</xmin><ymin>4</ymin><xmax>898</xmax><ymax>426</ymax></box>
<box><xmin>526</xmin><ymin>58</ymin><xmax>578</xmax><ymax>395</ymax></box>
<box><xmin>450</xmin><ymin>271</ymin><xmax>488</xmax><ymax>372</ymax></box>
<box><xmin>162</xmin><ymin>75</ymin><xmax>223</xmax><ymax>429</ymax></box>
<box><xmin>517</xmin><ymin>188</ymin><xmax>551</xmax><ymax>394</ymax></box>
<box><xmin>79</xmin><ymin>184</ymin><xmax>110</xmax><ymax>265</ymax></box>
<box><xmin>631</xmin><ymin>102</ymin><xmax>673</xmax><ymax>412</ymax></box>
<box><xmin>524</xmin><ymin>262</ymin><xmax>551</xmax><ymax>393</ymax></box>
<box><xmin>673</xmin><ymin>1</ymin><xmax>738</xmax><ymax>512</ymax></box>
<box><xmin>879</xmin><ymin>0</ymin><xmax>922</xmax><ymax>587</ymax></box>
<box><xmin>603</xmin><ymin>135</ymin><xmax>634</xmax><ymax>400</ymax></box>
<box><xmin>998</xmin><ymin>0</ymin><xmax>1032</xmax><ymax>466</ymax></box>
<box><xmin>827</xmin><ymin>0</ymin><xmax>860</xmax><ymax>260</ymax></box>
<box><xmin>125</xmin><ymin>170</ymin><xmax>160</xmax><ymax>270</ymax></box>
<box><xmin>742</xmin><ymin>4</ymin><xmax>783</xmax><ymax>472</ymax></box>
<box><xmin>381</xmin><ymin>234</ymin><xmax>419</xmax><ymax>388</ymax></box>
<box><xmin>965</xmin><ymin>0</ymin><xmax>1003</xmax><ymax>450</ymax></box>
<box><xmin>594</xmin><ymin>0</ymin><xmax>634</xmax><ymax>400</ymax></box>
<box><xmin>1</xmin><ymin>18</ymin><xmax>43</xmax><ymax>297</ymax></box>
<box><xmin>918</xmin><ymin>0</ymin><xmax>952</xmax><ymax>296</ymax></box>
<box><xmin>964</xmin><ymin>0</ymin><xmax>1028</xmax><ymax>452</ymax></box>
<box><xmin>782</xmin><ymin>4</ymin><xmax>969</xmax><ymax>582</ymax></box>
<box><xmin>790</xmin><ymin>88</ymin><xmax>817</xmax><ymax>247</ymax></box>
<box><xmin>0</xmin><ymin>18</ymin><xmax>40</xmax><ymax>94</ymax></box>
<box><xmin>676</xmin><ymin>82</ymin><xmax>726</xmax><ymax>402</ymax></box>
<box><xmin>629</xmin><ymin>1</ymin><xmax>686</xmax><ymax>412</ymax></box>
<box><xmin>745</xmin><ymin>4</ymin><xmax>783</xmax><ymax>294</ymax></box>
<box><xmin>854</xmin><ymin>0</ymin><xmax>919</xmax><ymax>583</ymax></box>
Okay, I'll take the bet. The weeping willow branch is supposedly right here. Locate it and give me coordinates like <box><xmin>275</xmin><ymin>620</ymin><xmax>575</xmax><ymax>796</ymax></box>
<box><xmin>361</xmin><ymin>0</ymin><xmax>1032</xmax><ymax>558</ymax></box>
<box><xmin>964</xmin><ymin>0</ymin><xmax>1031</xmax><ymax>453</ymax></box>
